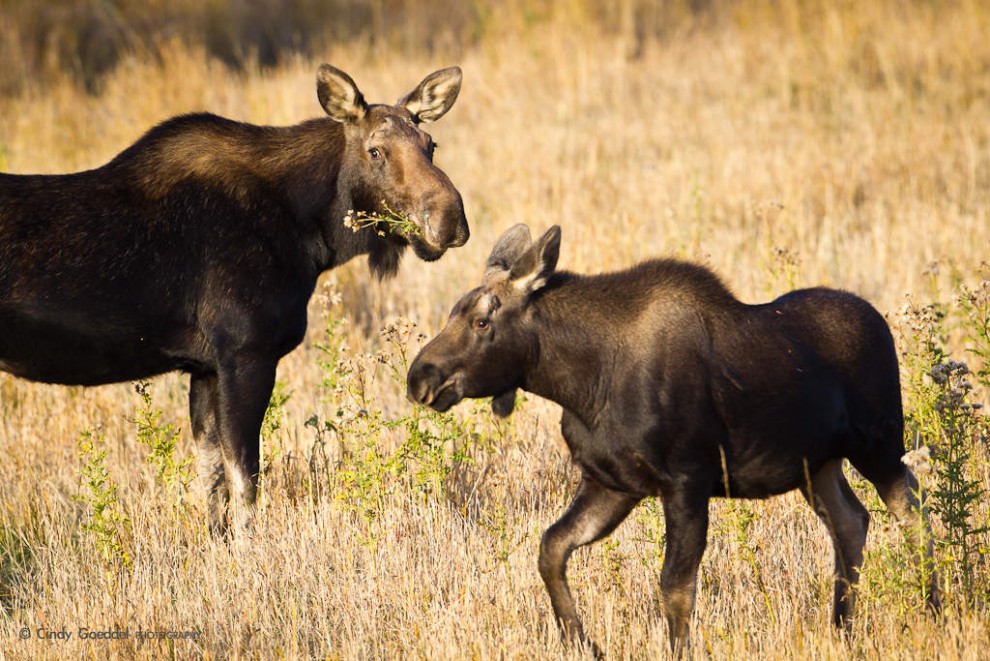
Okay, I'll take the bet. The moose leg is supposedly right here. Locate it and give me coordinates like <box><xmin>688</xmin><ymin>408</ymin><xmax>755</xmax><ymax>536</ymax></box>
<box><xmin>801</xmin><ymin>459</ymin><xmax>870</xmax><ymax>629</ymax></box>
<box><xmin>190</xmin><ymin>372</ymin><xmax>228</xmax><ymax>536</ymax></box>
<box><xmin>659</xmin><ymin>487</ymin><xmax>709</xmax><ymax>656</ymax></box>
<box><xmin>214</xmin><ymin>356</ymin><xmax>276</xmax><ymax>534</ymax></box>
<box><xmin>539</xmin><ymin>475</ymin><xmax>640</xmax><ymax>654</ymax></box>
<box><xmin>874</xmin><ymin>466</ymin><xmax>941</xmax><ymax>613</ymax></box>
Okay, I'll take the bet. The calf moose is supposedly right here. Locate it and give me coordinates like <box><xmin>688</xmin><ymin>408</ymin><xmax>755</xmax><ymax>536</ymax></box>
<box><xmin>0</xmin><ymin>65</ymin><xmax>468</xmax><ymax>535</ymax></box>
<box><xmin>407</xmin><ymin>224</ymin><xmax>940</xmax><ymax>654</ymax></box>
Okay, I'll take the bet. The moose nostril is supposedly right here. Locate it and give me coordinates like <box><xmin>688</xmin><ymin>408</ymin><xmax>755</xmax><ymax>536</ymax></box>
<box><xmin>433</xmin><ymin>207</ymin><xmax>469</xmax><ymax>249</ymax></box>
<box><xmin>416</xmin><ymin>189</ymin><xmax>468</xmax><ymax>249</ymax></box>
<box><xmin>407</xmin><ymin>362</ymin><xmax>440</xmax><ymax>404</ymax></box>
<box><xmin>409</xmin><ymin>380</ymin><xmax>430</xmax><ymax>405</ymax></box>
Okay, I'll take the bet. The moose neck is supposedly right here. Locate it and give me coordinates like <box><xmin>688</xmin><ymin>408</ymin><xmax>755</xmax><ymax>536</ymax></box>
<box><xmin>520</xmin><ymin>274</ymin><xmax>623</xmax><ymax>426</ymax></box>
<box><xmin>262</xmin><ymin>119</ymin><xmax>401</xmax><ymax>279</ymax></box>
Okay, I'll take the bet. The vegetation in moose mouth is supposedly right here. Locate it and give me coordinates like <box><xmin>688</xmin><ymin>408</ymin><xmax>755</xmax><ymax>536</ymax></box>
<box><xmin>343</xmin><ymin>202</ymin><xmax>457</xmax><ymax>263</ymax></box>
<box><xmin>343</xmin><ymin>202</ymin><xmax>422</xmax><ymax>239</ymax></box>
<box><xmin>1</xmin><ymin>1</ymin><xmax>989</xmax><ymax>659</ymax></box>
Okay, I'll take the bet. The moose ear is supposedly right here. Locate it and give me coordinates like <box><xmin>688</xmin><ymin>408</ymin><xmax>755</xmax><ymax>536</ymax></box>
<box><xmin>484</xmin><ymin>224</ymin><xmax>532</xmax><ymax>282</ymax></box>
<box><xmin>317</xmin><ymin>64</ymin><xmax>368</xmax><ymax>123</ymax></box>
<box><xmin>399</xmin><ymin>67</ymin><xmax>462</xmax><ymax>123</ymax></box>
<box><xmin>491</xmin><ymin>390</ymin><xmax>518</xmax><ymax>418</ymax></box>
<box><xmin>509</xmin><ymin>225</ymin><xmax>561</xmax><ymax>294</ymax></box>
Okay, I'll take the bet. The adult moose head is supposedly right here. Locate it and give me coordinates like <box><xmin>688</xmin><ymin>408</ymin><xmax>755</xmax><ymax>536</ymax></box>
<box><xmin>0</xmin><ymin>65</ymin><xmax>467</xmax><ymax>535</ymax></box>
<box><xmin>408</xmin><ymin>224</ymin><xmax>940</xmax><ymax>656</ymax></box>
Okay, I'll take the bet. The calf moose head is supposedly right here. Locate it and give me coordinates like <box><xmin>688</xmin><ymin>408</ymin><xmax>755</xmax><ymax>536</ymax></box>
<box><xmin>317</xmin><ymin>65</ymin><xmax>468</xmax><ymax>261</ymax></box>
<box><xmin>407</xmin><ymin>224</ymin><xmax>561</xmax><ymax>416</ymax></box>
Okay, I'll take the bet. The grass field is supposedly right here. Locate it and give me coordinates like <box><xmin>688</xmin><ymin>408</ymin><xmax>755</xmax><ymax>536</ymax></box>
<box><xmin>1</xmin><ymin>1</ymin><xmax>988</xmax><ymax>658</ymax></box>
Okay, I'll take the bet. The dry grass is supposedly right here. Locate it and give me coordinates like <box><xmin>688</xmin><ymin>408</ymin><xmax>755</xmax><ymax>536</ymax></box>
<box><xmin>1</xmin><ymin>1</ymin><xmax>989</xmax><ymax>658</ymax></box>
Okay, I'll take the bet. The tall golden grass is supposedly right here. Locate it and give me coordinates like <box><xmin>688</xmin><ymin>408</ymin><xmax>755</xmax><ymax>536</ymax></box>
<box><xmin>1</xmin><ymin>1</ymin><xmax>988</xmax><ymax>658</ymax></box>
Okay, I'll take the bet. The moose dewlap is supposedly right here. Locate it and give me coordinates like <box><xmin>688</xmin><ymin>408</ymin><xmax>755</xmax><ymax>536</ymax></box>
<box><xmin>407</xmin><ymin>223</ymin><xmax>940</xmax><ymax>654</ymax></box>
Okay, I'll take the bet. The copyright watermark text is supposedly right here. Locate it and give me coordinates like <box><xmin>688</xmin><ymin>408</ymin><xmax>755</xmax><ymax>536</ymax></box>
<box><xmin>17</xmin><ymin>626</ymin><xmax>202</xmax><ymax>642</ymax></box>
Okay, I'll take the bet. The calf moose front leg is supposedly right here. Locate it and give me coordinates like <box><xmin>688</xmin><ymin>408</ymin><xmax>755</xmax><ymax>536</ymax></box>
<box><xmin>539</xmin><ymin>475</ymin><xmax>640</xmax><ymax>655</ymax></box>
<box><xmin>659</xmin><ymin>487</ymin><xmax>710</xmax><ymax>656</ymax></box>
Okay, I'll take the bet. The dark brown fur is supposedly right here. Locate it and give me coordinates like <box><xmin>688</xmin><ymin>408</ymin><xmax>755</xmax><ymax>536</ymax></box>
<box><xmin>0</xmin><ymin>65</ymin><xmax>468</xmax><ymax>535</ymax></box>
<box><xmin>408</xmin><ymin>224</ymin><xmax>940</xmax><ymax>655</ymax></box>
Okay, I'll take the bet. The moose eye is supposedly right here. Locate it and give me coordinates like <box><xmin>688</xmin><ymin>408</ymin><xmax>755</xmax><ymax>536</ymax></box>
<box><xmin>474</xmin><ymin>318</ymin><xmax>490</xmax><ymax>332</ymax></box>
<box><xmin>369</xmin><ymin>147</ymin><xmax>383</xmax><ymax>161</ymax></box>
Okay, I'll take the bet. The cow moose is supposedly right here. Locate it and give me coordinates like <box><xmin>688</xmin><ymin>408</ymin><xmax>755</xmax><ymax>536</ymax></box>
<box><xmin>0</xmin><ymin>64</ymin><xmax>468</xmax><ymax>535</ymax></box>
<box><xmin>407</xmin><ymin>224</ymin><xmax>940</xmax><ymax>655</ymax></box>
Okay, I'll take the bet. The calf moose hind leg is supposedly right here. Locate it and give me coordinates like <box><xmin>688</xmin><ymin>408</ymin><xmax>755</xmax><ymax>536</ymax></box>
<box><xmin>190</xmin><ymin>373</ymin><xmax>228</xmax><ymax>536</ymax></box>
<box><xmin>874</xmin><ymin>465</ymin><xmax>941</xmax><ymax>613</ymax></box>
<box><xmin>539</xmin><ymin>476</ymin><xmax>640</xmax><ymax>654</ymax></box>
<box><xmin>801</xmin><ymin>460</ymin><xmax>869</xmax><ymax>630</ymax></box>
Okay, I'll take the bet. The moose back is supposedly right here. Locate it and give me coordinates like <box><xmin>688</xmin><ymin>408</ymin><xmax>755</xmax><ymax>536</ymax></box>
<box><xmin>0</xmin><ymin>64</ymin><xmax>468</xmax><ymax>534</ymax></box>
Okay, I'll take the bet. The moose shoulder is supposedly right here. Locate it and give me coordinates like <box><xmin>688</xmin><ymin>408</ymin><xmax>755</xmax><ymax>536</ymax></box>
<box><xmin>0</xmin><ymin>64</ymin><xmax>468</xmax><ymax>535</ymax></box>
<box><xmin>407</xmin><ymin>224</ymin><xmax>940</xmax><ymax>655</ymax></box>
